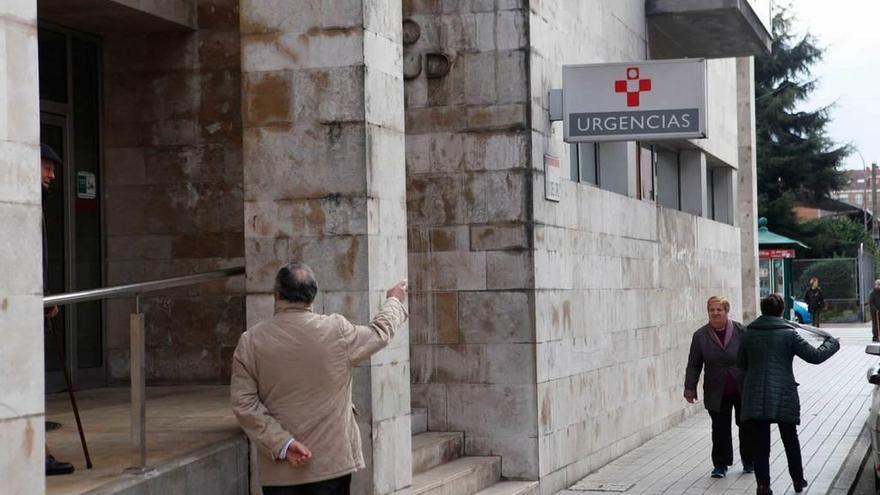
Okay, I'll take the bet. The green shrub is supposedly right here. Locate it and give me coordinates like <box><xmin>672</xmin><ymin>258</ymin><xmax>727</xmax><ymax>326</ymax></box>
<box><xmin>793</xmin><ymin>258</ymin><xmax>857</xmax><ymax>299</ymax></box>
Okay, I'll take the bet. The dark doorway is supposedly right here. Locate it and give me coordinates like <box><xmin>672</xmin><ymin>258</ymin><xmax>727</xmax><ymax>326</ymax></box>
<box><xmin>39</xmin><ymin>24</ymin><xmax>105</xmax><ymax>391</ymax></box>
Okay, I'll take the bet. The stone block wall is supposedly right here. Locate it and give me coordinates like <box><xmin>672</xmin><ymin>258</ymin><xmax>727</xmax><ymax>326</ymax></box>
<box><xmin>528</xmin><ymin>1</ymin><xmax>747</xmax><ymax>493</ymax></box>
<box><xmin>403</xmin><ymin>0</ymin><xmax>539</xmax><ymax>479</ymax></box>
<box><xmin>240</xmin><ymin>1</ymin><xmax>410</xmax><ymax>493</ymax></box>
<box><xmin>102</xmin><ymin>0</ymin><xmax>245</xmax><ymax>384</ymax></box>
<box><xmin>0</xmin><ymin>0</ymin><xmax>45</xmax><ymax>493</ymax></box>
<box><xmin>686</xmin><ymin>57</ymin><xmax>740</xmax><ymax>167</ymax></box>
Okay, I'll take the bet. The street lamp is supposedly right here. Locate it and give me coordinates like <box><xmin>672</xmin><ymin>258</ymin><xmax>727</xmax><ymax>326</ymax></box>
<box><xmin>855</xmin><ymin>149</ymin><xmax>868</xmax><ymax>231</ymax></box>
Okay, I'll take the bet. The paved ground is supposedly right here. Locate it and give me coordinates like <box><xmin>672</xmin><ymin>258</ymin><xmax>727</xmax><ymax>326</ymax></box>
<box><xmin>559</xmin><ymin>324</ymin><xmax>878</xmax><ymax>495</ymax></box>
<box><xmin>45</xmin><ymin>385</ymin><xmax>238</xmax><ymax>495</ymax></box>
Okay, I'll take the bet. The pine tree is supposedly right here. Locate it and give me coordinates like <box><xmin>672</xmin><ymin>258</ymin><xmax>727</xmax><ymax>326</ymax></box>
<box><xmin>755</xmin><ymin>7</ymin><xmax>850</xmax><ymax>236</ymax></box>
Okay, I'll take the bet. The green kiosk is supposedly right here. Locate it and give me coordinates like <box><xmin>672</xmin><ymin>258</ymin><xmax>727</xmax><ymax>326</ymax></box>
<box><xmin>757</xmin><ymin>217</ymin><xmax>808</xmax><ymax>319</ymax></box>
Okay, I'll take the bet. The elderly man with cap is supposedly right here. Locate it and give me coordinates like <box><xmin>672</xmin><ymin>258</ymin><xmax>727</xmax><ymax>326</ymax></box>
<box><xmin>40</xmin><ymin>143</ymin><xmax>75</xmax><ymax>475</ymax></box>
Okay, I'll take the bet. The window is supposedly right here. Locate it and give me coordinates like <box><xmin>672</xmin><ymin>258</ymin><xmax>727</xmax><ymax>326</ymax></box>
<box><xmin>569</xmin><ymin>143</ymin><xmax>599</xmax><ymax>185</ymax></box>
<box><xmin>656</xmin><ymin>149</ymin><xmax>681</xmax><ymax>210</ymax></box>
<box><xmin>708</xmin><ymin>165</ymin><xmax>735</xmax><ymax>225</ymax></box>
<box><xmin>637</xmin><ymin>143</ymin><xmax>655</xmax><ymax>202</ymax></box>
<box><xmin>570</xmin><ymin>141</ymin><xmax>653</xmax><ymax>200</ymax></box>
<box><xmin>579</xmin><ymin>144</ymin><xmax>599</xmax><ymax>185</ymax></box>
<box><xmin>708</xmin><ymin>167</ymin><xmax>717</xmax><ymax>220</ymax></box>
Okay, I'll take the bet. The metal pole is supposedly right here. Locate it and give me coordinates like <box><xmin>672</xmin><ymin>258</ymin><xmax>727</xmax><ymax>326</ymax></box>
<box><xmin>873</xmin><ymin>163</ymin><xmax>878</xmax><ymax>240</ymax></box>
<box><xmin>126</xmin><ymin>295</ymin><xmax>149</xmax><ymax>473</ymax></box>
<box><xmin>854</xmin><ymin>150</ymin><xmax>868</xmax><ymax>230</ymax></box>
<box><xmin>47</xmin><ymin>317</ymin><xmax>93</xmax><ymax>469</ymax></box>
<box><xmin>865</xmin><ymin>167</ymin><xmax>869</xmax><ymax>230</ymax></box>
<box><xmin>860</xmin><ymin>243</ymin><xmax>868</xmax><ymax>322</ymax></box>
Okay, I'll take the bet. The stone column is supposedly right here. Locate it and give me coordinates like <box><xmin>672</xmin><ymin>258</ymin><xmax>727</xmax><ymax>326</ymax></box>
<box><xmin>0</xmin><ymin>0</ymin><xmax>44</xmax><ymax>493</ymax></box>
<box><xmin>240</xmin><ymin>2</ymin><xmax>409</xmax><ymax>494</ymax></box>
<box><xmin>737</xmin><ymin>57</ymin><xmax>760</xmax><ymax>320</ymax></box>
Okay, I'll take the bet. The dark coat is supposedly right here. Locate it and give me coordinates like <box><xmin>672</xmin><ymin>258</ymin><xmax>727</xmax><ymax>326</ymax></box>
<box><xmin>684</xmin><ymin>322</ymin><xmax>746</xmax><ymax>412</ymax></box>
<box><xmin>869</xmin><ymin>289</ymin><xmax>880</xmax><ymax>314</ymax></box>
<box><xmin>737</xmin><ymin>315</ymin><xmax>840</xmax><ymax>424</ymax></box>
<box><xmin>803</xmin><ymin>287</ymin><xmax>825</xmax><ymax>313</ymax></box>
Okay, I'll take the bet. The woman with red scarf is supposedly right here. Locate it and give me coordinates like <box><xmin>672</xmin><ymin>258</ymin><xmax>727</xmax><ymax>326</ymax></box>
<box><xmin>684</xmin><ymin>296</ymin><xmax>753</xmax><ymax>479</ymax></box>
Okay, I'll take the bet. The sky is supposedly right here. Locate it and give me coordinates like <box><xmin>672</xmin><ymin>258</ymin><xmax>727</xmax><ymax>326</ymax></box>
<box><xmin>789</xmin><ymin>0</ymin><xmax>880</xmax><ymax>170</ymax></box>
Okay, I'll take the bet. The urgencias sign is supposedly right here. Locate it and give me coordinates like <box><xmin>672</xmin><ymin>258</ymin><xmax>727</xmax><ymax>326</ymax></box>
<box><xmin>562</xmin><ymin>59</ymin><xmax>707</xmax><ymax>143</ymax></box>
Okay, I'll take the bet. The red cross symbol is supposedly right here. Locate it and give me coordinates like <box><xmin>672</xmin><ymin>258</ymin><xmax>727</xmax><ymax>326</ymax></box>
<box><xmin>614</xmin><ymin>67</ymin><xmax>652</xmax><ymax>107</ymax></box>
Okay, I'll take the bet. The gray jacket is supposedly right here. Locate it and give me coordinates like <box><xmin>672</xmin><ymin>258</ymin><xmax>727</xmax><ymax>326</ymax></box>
<box><xmin>684</xmin><ymin>321</ymin><xmax>746</xmax><ymax>412</ymax></box>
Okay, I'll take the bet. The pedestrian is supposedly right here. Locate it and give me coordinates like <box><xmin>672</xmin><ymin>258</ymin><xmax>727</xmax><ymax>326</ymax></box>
<box><xmin>803</xmin><ymin>277</ymin><xmax>825</xmax><ymax>327</ymax></box>
<box><xmin>738</xmin><ymin>294</ymin><xmax>840</xmax><ymax>495</ymax></box>
<box><xmin>231</xmin><ymin>262</ymin><xmax>408</xmax><ymax>495</ymax></box>
<box><xmin>40</xmin><ymin>143</ymin><xmax>75</xmax><ymax>476</ymax></box>
<box><xmin>869</xmin><ymin>279</ymin><xmax>880</xmax><ymax>342</ymax></box>
<box><xmin>684</xmin><ymin>296</ymin><xmax>753</xmax><ymax>479</ymax></box>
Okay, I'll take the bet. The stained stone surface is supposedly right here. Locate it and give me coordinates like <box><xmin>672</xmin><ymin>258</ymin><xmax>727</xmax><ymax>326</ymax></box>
<box><xmin>0</xmin><ymin>1</ymin><xmax>45</xmax><ymax>494</ymax></box>
<box><xmin>102</xmin><ymin>0</ymin><xmax>246</xmax><ymax>385</ymax></box>
<box><xmin>240</xmin><ymin>1</ymin><xmax>410</xmax><ymax>493</ymax></box>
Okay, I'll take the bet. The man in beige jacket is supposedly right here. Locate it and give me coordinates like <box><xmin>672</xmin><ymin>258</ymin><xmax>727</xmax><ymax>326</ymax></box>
<box><xmin>231</xmin><ymin>262</ymin><xmax>408</xmax><ymax>494</ymax></box>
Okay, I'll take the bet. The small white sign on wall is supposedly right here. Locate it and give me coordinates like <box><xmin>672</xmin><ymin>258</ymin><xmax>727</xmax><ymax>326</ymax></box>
<box><xmin>77</xmin><ymin>171</ymin><xmax>96</xmax><ymax>199</ymax></box>
<box><xmin>544</xmin><ymin>154</ymin><xmax>561</xmax><ymax>202</ymax></box>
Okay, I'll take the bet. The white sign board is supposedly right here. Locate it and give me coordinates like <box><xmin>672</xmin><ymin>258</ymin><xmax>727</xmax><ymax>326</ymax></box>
<box><xmin>76</xmin><ymin>171</ymin><xmax>96</xmax><ymax>199</ymax></box>
<box><xmin>544</xmin><ymin>154</ymin><xmax>561</xmax><ymax>202</ymax></box>
<box><xmin>563</xmin><ymin>59</ymin><xmax>707</xmax><ymax>143</ymax></box>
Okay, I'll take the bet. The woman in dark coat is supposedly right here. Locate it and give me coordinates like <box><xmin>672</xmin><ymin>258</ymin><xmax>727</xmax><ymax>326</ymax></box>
<box><xmin>803</xmin><ymin>277</ymin><xmax>825</xmax><ymax>327</ymax></box>
<box><xmin>738</xmin><ymin>294</ymin><xmax>839</xmax><ymax>495</ymax></box>
<box><xmin>684</xmin><ymin>296</ymin><xmax>752</xmax><ymax>479</ymax></box>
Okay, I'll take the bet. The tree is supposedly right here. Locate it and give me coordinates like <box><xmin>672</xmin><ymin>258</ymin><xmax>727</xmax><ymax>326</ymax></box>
<box><xmin>796</xmin><ymin>216</ymin><xmax>873</xmax><ymax>258</ymax></box>
<box><xmin>755</xmin><ymin>7</ymin><xmax>850</xmax><ymax>237</ymax></box>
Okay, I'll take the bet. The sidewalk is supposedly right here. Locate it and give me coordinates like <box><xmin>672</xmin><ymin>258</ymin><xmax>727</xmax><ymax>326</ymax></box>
<box><xmin>558</xmin><ymin>324</ymin><xmax>878</xmax><ymax>495</ymax></box>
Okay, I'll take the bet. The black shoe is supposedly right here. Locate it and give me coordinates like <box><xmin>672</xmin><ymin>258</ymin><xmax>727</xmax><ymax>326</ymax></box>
<box><xmin>756</xmin><ymin>485</ymin><xmax>773</xmax><ymax>495</ymax></box>
<box><xmin>793</xmin><ymin>479</ymin><xmax>807</xmax><ymax>493</ymax></box>
<box><xmin>46</xmin><ymin>455</ymin><xmax>74</xmax><ymax>476</ymax></box>
<box><xmin>711</xmin><ymin>466</ymin><xmax>727</xmax><ymax>478</ymax></box>
<box><xmin>743</xmin><ymin>461</ymin><xmax>755</xmax><ymax>473</ymax></box>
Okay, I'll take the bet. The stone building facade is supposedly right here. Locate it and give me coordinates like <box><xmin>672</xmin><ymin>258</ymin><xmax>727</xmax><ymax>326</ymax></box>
<box><xmin>0</xmin><ymin>0</ymin><xmax>767</xmax><ymax>494</ymax></box>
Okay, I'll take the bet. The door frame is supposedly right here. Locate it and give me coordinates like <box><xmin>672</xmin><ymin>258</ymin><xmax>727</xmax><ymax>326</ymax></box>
<box><xmin>39</xmin><ymin>22</ymin><xmax>107</xmax><ymax>391</ymax></box>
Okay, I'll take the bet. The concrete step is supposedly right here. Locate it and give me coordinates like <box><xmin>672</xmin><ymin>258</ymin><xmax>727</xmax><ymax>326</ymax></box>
<box><xmin>412</xmin><ymin>431</ymin><xmax>463</xmax><ymax>475</ymax></box>
<box><xmin>412</xmin><ymin>407</ymin><xmax>428</xmax><ymax>435</ymax></box>
<box><xmin>412</xmin><ymin>456</ymin><xmax>501</xmax><ymax>495</ymax></box>
<box><xmin>473</xmin><ymin>481</ymin><xmax>540</xmax><ymax>495</ymax></box>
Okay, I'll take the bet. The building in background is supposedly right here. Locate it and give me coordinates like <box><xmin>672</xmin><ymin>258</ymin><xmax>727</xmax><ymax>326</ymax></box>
<box><xmin>0</xmin><ymin>1</ymin><xmax>769</xmax><ymax>493</ymax></box>
<box><xmin>794</xmin><ymin>169</ymin><xmax>875</xmax><ymax>222</ymax></box>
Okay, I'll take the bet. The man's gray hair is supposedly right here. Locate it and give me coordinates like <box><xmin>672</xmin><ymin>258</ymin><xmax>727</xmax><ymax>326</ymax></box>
<box><xmin>275</xmin><ymin>262</ymin><xmax>318</xmax><ymax>304</ymax></box>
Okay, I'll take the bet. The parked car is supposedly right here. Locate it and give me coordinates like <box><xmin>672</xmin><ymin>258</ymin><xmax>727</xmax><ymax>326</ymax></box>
<box><xmin>865</xmin><ymin>343</ymin><xmax>880</xmax><ymax>492</ymax></box>
<box><xmin>792</xmin><ymin>299</ymin><xmax>812</xmax><ymax>324</ymax></box>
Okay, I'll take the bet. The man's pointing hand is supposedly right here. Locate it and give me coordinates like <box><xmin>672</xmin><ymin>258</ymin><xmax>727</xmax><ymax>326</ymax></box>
<box><xmin>386</xmin><ymin>280</ymin><xmax>408</xmax><ymax>303</ymax></box>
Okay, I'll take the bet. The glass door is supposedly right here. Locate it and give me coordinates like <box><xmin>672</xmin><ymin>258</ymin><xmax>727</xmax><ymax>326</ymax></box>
<box><xmin>41</xmin><ymin>115</ymin><xmax>70</xmax><ymax>393</ymax></box>
<box><xmin>40</xmin><ymin>25</ymin><xmax>105</xmax><ymax>391</ymax></box>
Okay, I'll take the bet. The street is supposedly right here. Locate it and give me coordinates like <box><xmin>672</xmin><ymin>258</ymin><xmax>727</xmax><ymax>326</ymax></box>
<box><xmin>560</xmin><ymin>324</ymin><xmax>878</xmax><ymax>494</ymax></box>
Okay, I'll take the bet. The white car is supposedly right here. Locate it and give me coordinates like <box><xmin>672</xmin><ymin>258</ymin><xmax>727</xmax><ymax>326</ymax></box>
<box><xmin>865</xmin><ymin>343</ymin><xmax>880</xmax><ymax>492</ymax></box>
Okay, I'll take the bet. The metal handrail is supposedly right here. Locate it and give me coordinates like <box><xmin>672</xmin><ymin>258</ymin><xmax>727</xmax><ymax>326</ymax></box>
<box><xmin>44</xmin><ymin>265</ymin><xmax>245</xmax><ymax>474</ymax></box>
<box><xmin>43</xmin><ymin>266</ymin><xmax>245</xmax><ymax>306</ymax></box>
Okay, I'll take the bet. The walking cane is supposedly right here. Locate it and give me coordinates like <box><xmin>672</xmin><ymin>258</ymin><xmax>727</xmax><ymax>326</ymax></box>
<box><xmin>47</xmin><ymin>316</ymin><xmax>93</xmax><ymax>469</ymax></box>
